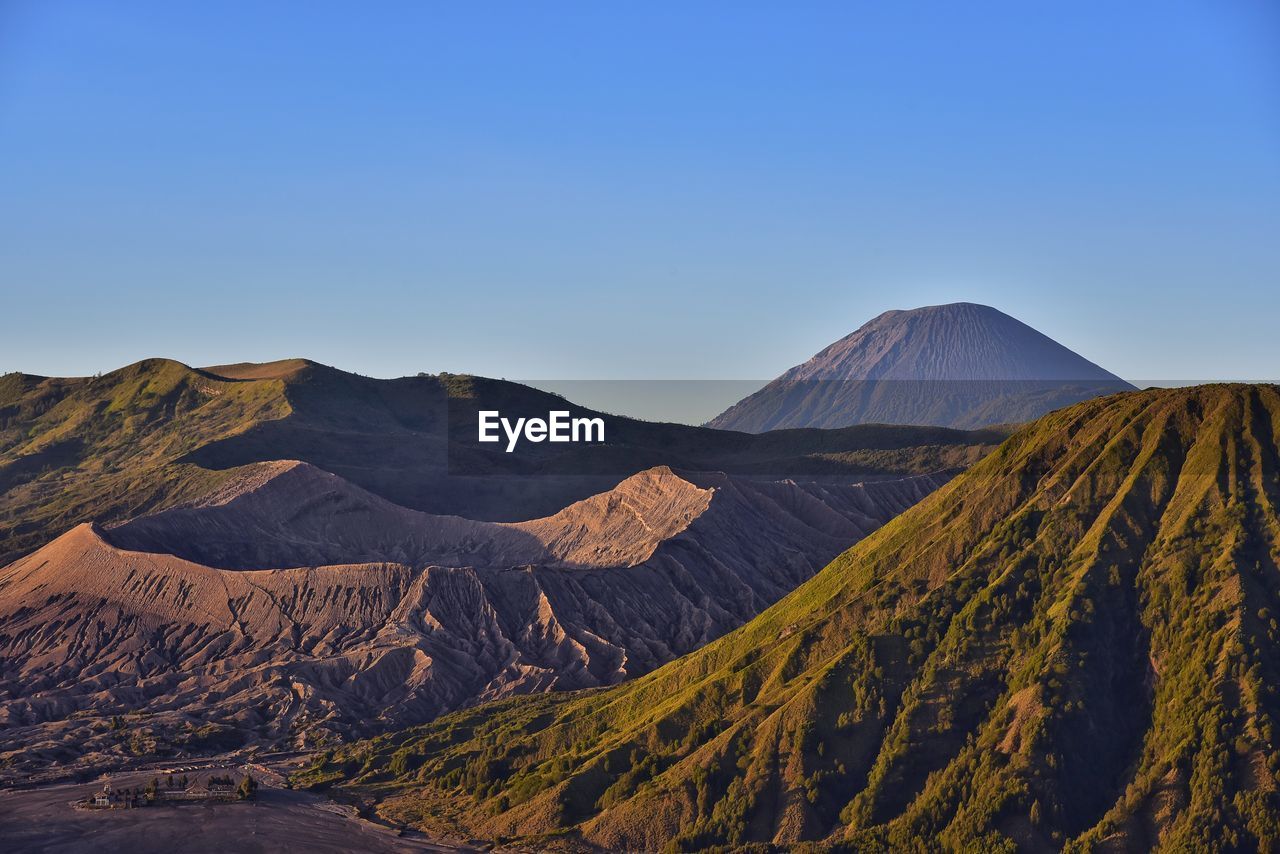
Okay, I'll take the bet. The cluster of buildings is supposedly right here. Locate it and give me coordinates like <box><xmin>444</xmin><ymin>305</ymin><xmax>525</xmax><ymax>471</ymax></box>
<box><xmin>86</xmin><ymin>774</ymin><xmax>247</xmax><ymax>809</ymax></box>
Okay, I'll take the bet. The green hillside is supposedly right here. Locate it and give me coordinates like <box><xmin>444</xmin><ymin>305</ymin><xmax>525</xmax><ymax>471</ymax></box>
<box><xmin>0</xmin><ymin>359</ymin><xmax>1001</xmax><ymax>565</ymax></box>
<box><xmin>0</xmin><ymin>360</ymin><xmax>290</xmax><ymax>564</ymax></box>
<box><xmin>300</xmin><ymin>384</ymin><xmax>1280</xmax><ymax>852</ymax></box>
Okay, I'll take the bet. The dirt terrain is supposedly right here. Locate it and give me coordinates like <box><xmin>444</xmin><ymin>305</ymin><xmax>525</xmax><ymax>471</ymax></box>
<box><xmin>105</xmin><ymin>459</ymin><xmax>714</xmax><ymax>571</ymax></box>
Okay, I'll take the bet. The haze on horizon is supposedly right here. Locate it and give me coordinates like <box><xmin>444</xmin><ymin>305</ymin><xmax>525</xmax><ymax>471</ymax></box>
<box><xmin>2</xmin><ymin>1</ymin><xmax>1278</xmax><ymax>385</ymax></box>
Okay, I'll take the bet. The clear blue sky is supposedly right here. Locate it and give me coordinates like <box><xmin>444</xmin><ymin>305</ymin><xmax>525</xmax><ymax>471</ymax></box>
<box><xmin>2</xmin><ymin>1</ymin><xmax>1278</xmax><ymax>383</ymax></box>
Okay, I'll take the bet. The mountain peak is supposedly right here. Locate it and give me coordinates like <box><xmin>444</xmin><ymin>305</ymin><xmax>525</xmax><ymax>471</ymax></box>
<box><xmin>709</xmin><ymin>303</ymin><xmax>1134</xmax><ymax>431</ymax></box>
<box><xmin>792</xmin><ymin>302</ymin><xmax>1124</xmax><ymax>383</ymax></box>
<box><xmin>870</xmin><ymin>300</ymin><xmax>1000</xmax><ymax>319</ymax></box>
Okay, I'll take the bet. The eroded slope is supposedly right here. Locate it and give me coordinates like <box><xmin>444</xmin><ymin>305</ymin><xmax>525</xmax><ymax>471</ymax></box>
<box><xmin>0</xmin><ymin>466</ymin><xmax>942</xmax><ymax>779</ymax></box>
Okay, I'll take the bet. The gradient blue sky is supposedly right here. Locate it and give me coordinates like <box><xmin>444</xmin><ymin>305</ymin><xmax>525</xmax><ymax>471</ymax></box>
<box><xmin>2</xmin><ymin>1</ymin><xmax>1278</xmax><ymax>382</ymax></box>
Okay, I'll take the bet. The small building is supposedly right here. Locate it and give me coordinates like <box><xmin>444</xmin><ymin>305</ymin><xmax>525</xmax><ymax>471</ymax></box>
<box><xmin>208</xmin><ymin>781</ymin><xmax>238</xmax><ymax>799</ymax></box>
<box><xmin>88</xmin><ymin>780</ymin><xmax>145</xmax><ymax>809</ymax></box>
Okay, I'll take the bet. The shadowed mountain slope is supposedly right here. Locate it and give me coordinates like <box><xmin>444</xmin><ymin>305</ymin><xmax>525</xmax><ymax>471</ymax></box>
<box><xmin>0</xmin><ymin>359</ymin><xmax>1003</xmax><ymax>565</ymax></box>
<box><xmin>0</xmin><ymin>465</ymin><xmax>943</xmax><ymax>778</ymax></box>
<box><xmin>311</xmin><ymin>384</ymin><xmax>1280</xmax><ymax>852</ymax></box>
<box><xmin>709</xmin><ymin>303</ymin><xmax>1134</xmax><ymax>431</ymax></box>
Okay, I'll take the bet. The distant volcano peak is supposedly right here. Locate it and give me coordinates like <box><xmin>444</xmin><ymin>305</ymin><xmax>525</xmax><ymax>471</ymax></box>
<box><xmin>788</xmin><ymin>302</ymin><xmax>1125</xmax><ymax>383</ymax></box>
<box><xmin>709</xmin><ymin>302</ymin><xmax>1134</xmax><ymax>431</ymax></box>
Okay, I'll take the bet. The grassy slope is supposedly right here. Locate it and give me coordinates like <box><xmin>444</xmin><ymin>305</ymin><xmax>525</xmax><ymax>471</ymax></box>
<box><xmin>301</xmin><ymin>384</ymin><xmax>1280</xmax><ymax>852</ymax></box>
<box><xmin>0</xmin><ymin>360</ymin><xmax>291</xmax><ymax>564</ymax></box>
<box><xmin>0</xmin><ymin>360</ymin><xmax>1002</xmax><ymax>565</ymax></box>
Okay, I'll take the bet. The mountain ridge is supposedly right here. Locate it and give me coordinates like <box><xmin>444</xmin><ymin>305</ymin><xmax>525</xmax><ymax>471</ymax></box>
<box><xmin>0</xmin><ymin>357</ymin><xmax>1004</xmax><ymax>565</ymax></box>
